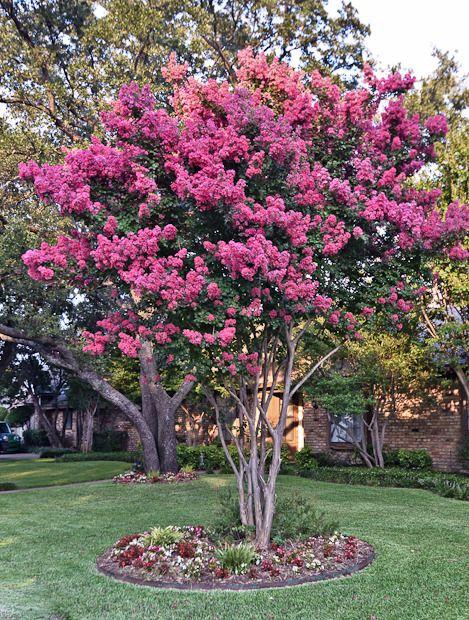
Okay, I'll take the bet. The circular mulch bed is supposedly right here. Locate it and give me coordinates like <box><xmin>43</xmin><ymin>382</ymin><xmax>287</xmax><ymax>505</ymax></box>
<box><xmin>96</xmin><ymin>527</ymin><xmax>374</xmax><ymax>591</ymax></box>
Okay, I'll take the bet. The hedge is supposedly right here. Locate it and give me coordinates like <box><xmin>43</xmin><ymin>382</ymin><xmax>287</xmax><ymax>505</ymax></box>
<box><xmin>176</xmin><ymin>444</ymin><xmax>295</xmax><ymax>473</ymax></box>
<box><xmin>0</xmin><ymin>482</ymin><xmax>17</xmax><ymax>491</ymax></box>
<box><xmin>92</xmin><ymin>430</ymin><xmax>128</xmax><ymax>452</ymax></box>
<box><xmin>299</xmin><ymin>466</ymin><xmax>469</xmax><ymax>501</ymax></box>
<box><xmin>57</xmin><ymin>451</ymin><xmax>138</xmax><ymax>463</ymax></box>
<box><xmin>39</xmin><ymin>448</ymin><xmax>76</xmax><ymax>458</ymax></box>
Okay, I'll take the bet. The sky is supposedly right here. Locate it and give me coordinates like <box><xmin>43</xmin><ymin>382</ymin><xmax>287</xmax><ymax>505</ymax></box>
<box><xmin>328</xmin><ymin>0</ymin><xmax>469</xmax><ymax>78</ymax></box>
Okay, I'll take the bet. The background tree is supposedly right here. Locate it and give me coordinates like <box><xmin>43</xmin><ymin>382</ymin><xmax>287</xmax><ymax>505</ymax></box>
<box><xmin>309</xmin><ymin>334</ymin><xmax>434</xmax><ymax>468</ymax></box>
<box><xmin>0</xmin><ymin>353</ymin><xmax>68</xmax><ymax>446</ymax></box>
<box><xmin>66</xmin><ymin>377</ymin><xmax>100</xmax><ymax>452</ymax></box>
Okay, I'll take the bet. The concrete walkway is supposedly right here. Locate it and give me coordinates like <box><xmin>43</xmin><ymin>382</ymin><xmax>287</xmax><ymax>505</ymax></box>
<box><xmin>0</xmin><ymin>452</ymin><xmax>39</xmax><ymax>460</ymax></box>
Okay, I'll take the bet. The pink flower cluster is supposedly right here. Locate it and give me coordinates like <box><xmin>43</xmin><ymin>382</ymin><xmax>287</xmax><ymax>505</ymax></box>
<box><xmin>20</xmin><ymin>48</ymin><xmax>468</xmax><ymax>371</ymax></box>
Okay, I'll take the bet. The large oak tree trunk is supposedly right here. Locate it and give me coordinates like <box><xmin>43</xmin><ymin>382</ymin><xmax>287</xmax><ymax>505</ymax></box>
<box><xmin>139</xmin><ymin>340</ymin><xmax>194</xmax><ymax>473</ymax></box>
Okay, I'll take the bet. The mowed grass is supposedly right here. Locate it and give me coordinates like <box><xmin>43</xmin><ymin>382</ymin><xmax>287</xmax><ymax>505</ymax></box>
<box><xmin>0</xmin><ymin>475</ymin><xmax>468</xmax><ymax>620</ymax></box>
<box><xmin>0</xmin><ymin>458</ymin><xmax>129</xmax><ymax>489</ymax></box>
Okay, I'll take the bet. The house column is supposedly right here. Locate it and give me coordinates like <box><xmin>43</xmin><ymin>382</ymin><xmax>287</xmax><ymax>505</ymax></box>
<box><xmin>297</xmin><ymin>403</ymin><xmax>305</xmax><ymax>451</ymax></box>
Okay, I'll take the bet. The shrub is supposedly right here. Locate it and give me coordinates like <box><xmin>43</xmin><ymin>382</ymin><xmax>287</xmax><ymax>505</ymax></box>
<box><xmin>92</xmin><ymin>430</ymin><xmax>128</xmax><ymax>452</ymax></box>
<box><xmin>176</xmin><ymin>444</ymin><xmax>240</xmax><ymax>472</ymax></box>
<box><xmin>219</xmin><ymin>444</ymin><xmax>241</xmax><ymax>473</ymax></box>
<box><xmin>265</xmin><ymin>445</ymin><xmax>295</xmax><ymax>474</ymax></box>
<box><xmin>216</xmin><ymin>543</ymin><xmax>257</xmax><ymax>574</ymax></box>
<box><xmin>271</xmin><ymin>492</ymin><xmax>338</xmax><ymax>543</ymax></box>
<box><xmin>176</xmin><ymin>444</ymin><xmax>200</xmax><ymax>469</ymax></box>
<box><xmin>459</xmin><ymin>439</ymin><xmax>469</xmax><ymax>462</ymax></box>
<box><xmin>299</xmin><ymin>467</ymin><xmax>469</xmax><ymax>501</ymax></box>
<box><xmin>176</xmin><ymin>444</ymin><xmax>227</xmax><ymax>472</ymax></box>
<box><xmin>39</xmin><ymin>448</ymin><xmax>75</xmax><ymax>458</ymax></box>
<box><xmin>23</xmin><ymin>429</ymin><xmax>49</xmax><ymax>448</ymax></box>
<box><xmin>384</xmin><ymin>448</ymin><xmax>432</xmax><ymax>470</ymax></box>
<box><xmin>176</xmin><ymin>443</ymin><xmax>295</xmax><ymax>474</ymax></box>
<box><xmin>295</xmin><ymin>447</ymin><xmax>319</xmax><ymax>472</ymax></box>
<box><xmin>4</xmin><ymin>436</ymin><xmax>22</xmax><ymax>453</ymax></box>
<box><xmin>203</xmin><ymin>444</ymin><xmax>230</xmax><ymax>471</ymax></box>
<box><xmin>57</xmin><ymin>451</ymin><xmax>137</xmax><ymax>463</ymax></box>
<box><xmin>142</xmin><ymin>526</ymin><xmax>184</xmax><ymax>547</ymax></box>
<box><xmin>0</xmin><ymin>482</ymin><xmax>17</xmax><ymax>491</ymax></box>
<box><xmin>212</xmin><ymin>487</ymin><xmax>246</xmax><ymax>540</ymax></box>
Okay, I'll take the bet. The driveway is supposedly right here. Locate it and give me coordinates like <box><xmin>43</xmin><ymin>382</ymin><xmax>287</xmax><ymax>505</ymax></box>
<box><xmin>0</xmin><ymin>452</ymin><xmax>39</xmax><ymax>460</ymax></box>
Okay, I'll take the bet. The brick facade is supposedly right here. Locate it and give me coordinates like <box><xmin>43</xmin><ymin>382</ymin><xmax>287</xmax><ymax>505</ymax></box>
<box><xmin>303</xmin><ymin>385</ymin><xmax>468</xmax><ymax>472</ymax></box>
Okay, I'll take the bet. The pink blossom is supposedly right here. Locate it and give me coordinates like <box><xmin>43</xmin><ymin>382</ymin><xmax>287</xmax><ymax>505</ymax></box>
<box><xmin>218</xmin><ymin>327</ymin><xmax>236</xmax><ymax>347</ymax></box>
<box><xmin>425</xmin><ymin>114</ymin><xmax>448</xmax><ymax>136</ymax></box>
<box><xmin>183</xmin><ymin>330</ymin><xmax>203</xmax><ymax>346</ymax></box>
<box><xmin>19</xmin><ymin>47</ymin><xmax>468</xmax><ymax>367</ymax></box>
<box><xmin>207</xmin><ymin>282</ymin><xmax>221</xmax><ymax>300</ymax></box>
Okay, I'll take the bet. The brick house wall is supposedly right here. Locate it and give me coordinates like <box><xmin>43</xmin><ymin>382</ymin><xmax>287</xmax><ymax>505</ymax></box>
<box><xmin>303</xmin><ymin>385</ymin><xmax>468</xmax><ymax>472</ymax></box>
<box><xmin>95</xmin><ymin>411</ymin><xmax>140</xmax><ymax>451</ymax></box>
<box><xmin>380</xmin><ymin>387</ymin><xmax>466</xmax><ymax>472</ymax></box>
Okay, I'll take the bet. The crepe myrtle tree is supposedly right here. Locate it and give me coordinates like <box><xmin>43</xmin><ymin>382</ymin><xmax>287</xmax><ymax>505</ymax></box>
<box><xmin>20</xmin><ymin>50</ymin><xmax>468</xmax><ymax>545</ymax></box>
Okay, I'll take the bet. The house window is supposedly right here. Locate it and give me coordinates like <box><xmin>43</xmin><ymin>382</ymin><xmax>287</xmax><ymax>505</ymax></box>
<box><xmin>330</xmin><ymin>414</ymin><xmax>363</xmax><ymax>444</ymax></box>
<box><xmin>64</xmin><ymin>410</ymin><xmax>73</xmax><ymax>430</ymax></box>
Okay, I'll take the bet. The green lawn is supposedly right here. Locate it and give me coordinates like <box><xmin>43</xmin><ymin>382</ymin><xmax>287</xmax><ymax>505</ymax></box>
<box><xmin>0</xmin><ymin>475</ymin><xmax>468</xmax><ymax>620</ymax></box>
<box><xmin>0</xmin><ymin>458</ymin><xmax>129</xmax><ymax>489</ymax></box>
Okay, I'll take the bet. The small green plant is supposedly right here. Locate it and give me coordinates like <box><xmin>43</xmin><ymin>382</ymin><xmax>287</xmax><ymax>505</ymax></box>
<box><xmin>216</xmin><ymin>542</ymin><xmax>257</xmax><ymax>574</ymax></box>
<box><xmin>271</xmin><ymin>492</ymin><xmax>338</xmax><ymax>543</ymax></box>
<box><xmin>142</xmin><ymin>526</ymin><xmax>183</xmax><ymax>547</ymax></box>
<box><xmin>210</xmin><ymin>487</ymin><xmax>255</xmax><ymax>542</ymax></box>
<box><xmin>459</xmin><ymin>439</ymin><xmax>469</xmax><ymax>462</ymax></box>
<box><xmin>295</xmin><ymin>447</ymin><xmax>319</xmax><ymax>472</ymax></box>
<box><xmin>213</xmin><ymin>487</ymin><xmax>240</xmax><ymax>530</ymax></box>
<box><xmin>180</xmin><ymin>464</ymin><xmax>195</xmax><ymax>473</ymax></box>
<box><xmin>384</xmin><ymin>448</ymin><xmax>432</xmax><ymax>470</ymax></box>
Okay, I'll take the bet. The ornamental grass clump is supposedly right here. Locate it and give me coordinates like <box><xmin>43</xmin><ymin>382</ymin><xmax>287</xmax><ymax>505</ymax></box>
<box><xmin>216</xmin><ymin>542</ymin><xmax>258</xmax><ymax>574</ymax></box>
<box><xmin>143</xmin><ymin>526</ymin><xmax>184</xmax><ymax>547</ymax></box>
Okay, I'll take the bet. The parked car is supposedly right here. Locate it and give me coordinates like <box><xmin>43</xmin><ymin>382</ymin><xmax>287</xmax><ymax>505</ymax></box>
<box><xmin>0</xmin><ymin>421</ymin><xmax>22</xmax><ymax>453</ymax></box>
